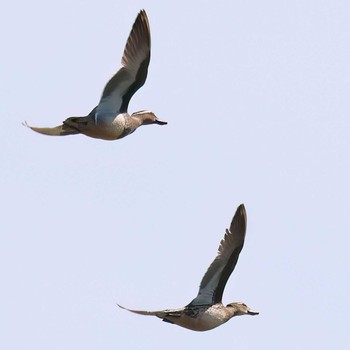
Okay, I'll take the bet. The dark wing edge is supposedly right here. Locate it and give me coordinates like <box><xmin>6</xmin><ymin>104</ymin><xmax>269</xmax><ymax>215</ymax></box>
<box><xmin>121</xmin><ymin>9</ymin><xmax>151</xmax><ymax>69</ymax></box>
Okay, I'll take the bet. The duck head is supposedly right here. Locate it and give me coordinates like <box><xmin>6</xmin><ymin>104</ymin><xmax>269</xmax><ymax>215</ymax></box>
<box><xmin>132</xmin><ymin>110</ymin><xmax>167</xmax><ymax>125</ymax></box>
<box><xmin>226</xmin><ymin>302</ymin><xmax>259</xmax><ymax>316</ymax></box>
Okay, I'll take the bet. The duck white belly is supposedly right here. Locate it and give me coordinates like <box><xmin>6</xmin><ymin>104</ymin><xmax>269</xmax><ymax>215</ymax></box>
<box><xmin>83</xmin><ymin>114</ymin><xmax>126</xmax><ymax>140</ymax></box>
<box><xmin>167</xmin><ymin>306</ymin><xmax>231</xmax><ymax>331</ymax></box>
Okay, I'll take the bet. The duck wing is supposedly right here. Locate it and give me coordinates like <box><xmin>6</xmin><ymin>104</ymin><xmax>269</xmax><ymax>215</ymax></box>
<box><xmin>117</xmin><ymin>304</ymin><xmax>183</xmax><ymax>320</ymax></box>
<box><xmin>95</xmin><ymin>10</ymin><xmax>151</xmax><ymax>119</ymax></box>
<box><xmin>188</xmin><ymin>204</ymin><xmax>247</xmax><ymax>306</ymax></box>
<box><xmin>22</xmin><ymin>121</ymin><xmax>80</xmax><ymax>136</ymax></box>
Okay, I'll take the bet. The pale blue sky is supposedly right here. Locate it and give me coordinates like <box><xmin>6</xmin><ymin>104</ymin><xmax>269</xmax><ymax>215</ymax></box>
<box><xmin>1</xmin><ymin>1</ymin><xmax>349</xmax><ymax>349</ymax></box>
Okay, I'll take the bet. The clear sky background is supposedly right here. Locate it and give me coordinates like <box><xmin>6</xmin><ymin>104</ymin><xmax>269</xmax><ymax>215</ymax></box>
<box><xmin>1</xmin><ymin>1</ymin><xmax>349</xmax><ymax>349</ymax></box>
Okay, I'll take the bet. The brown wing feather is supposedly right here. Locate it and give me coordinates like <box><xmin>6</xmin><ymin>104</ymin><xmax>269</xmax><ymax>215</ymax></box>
<box><xmin>117</xmin><ymin>304</ymin><xmax>183</xmax><ymax>320</ymax></box>
<box><xmin>23</xmin><ymin>121</ymin><xmax>80</xmax><ymax>136</ymax></box>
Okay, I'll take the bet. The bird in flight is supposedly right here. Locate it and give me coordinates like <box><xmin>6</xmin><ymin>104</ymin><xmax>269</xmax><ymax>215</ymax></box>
<box><xmin>24</xmin><ymin>10</ymin><xmax>166</xmax><ymax>141</ymax></box>
<box><xmin>118</xmin><ymin>204</ymin><xmax>258</xmax><ymax>331</ymax></box>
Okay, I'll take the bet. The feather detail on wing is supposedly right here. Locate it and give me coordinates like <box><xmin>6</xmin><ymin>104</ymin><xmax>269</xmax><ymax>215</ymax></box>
<box><xmin>117</xmin><ymin>304</ymin><xmax>182</xmax><ymax>320</ymax></box>
<box><xmin>188</xmin><ymin>204</ymin><xmax>247</xmax><ymax>306</ymax></box>
<box><xmin>23</xmin><ymin>121</ymin><xmax>80</xmax><ymax>136</ymax></box>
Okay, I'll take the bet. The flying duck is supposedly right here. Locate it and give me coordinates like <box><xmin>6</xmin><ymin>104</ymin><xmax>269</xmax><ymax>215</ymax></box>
<box><xmin>24</xmin><ymin>10</ymin><xmax>166</xmax><ymax>141</ymax></box>
<box><xmin>118</xmin><ymin>204</ymin><xmax>258</xmax><ymax>331</ymax></box>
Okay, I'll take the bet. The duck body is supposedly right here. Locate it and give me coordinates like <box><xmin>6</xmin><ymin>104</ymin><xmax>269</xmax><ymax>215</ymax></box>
<box><xmin>58</xmin><ymin>111</ymin><xmax>163</xmax><ymax>141</ymax></box>
<box><xmin>153</xmin><ymin>304</ymin><xmax>235</xmax><ymax>332</ymax></box>
<box><xmin>24</xmin><ymin>10</ymin><xmax>167</xmax><ymax>141</ymax></box>
<box><xmin>118</xmin><ymin>204</ymin><xmax>259</xmax><ymax>332</ymax></box>
<box><xmin>62</xmin><ymin>113</ymin><xmax>127</xmax><ymax>140</ymax></box>
<box><xmin>119</xmin><ymin>301</ymin><xmax>257</xmax><ymax>332</ymax></box>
